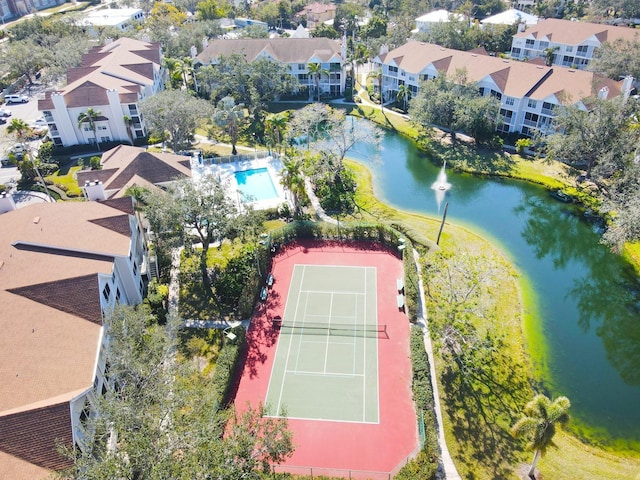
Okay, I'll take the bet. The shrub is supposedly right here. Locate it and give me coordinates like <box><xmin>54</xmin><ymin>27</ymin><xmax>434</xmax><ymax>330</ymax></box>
<box><xmin>211</xmin><ymin>327</ymin><xmax>246</xmax><ymax>405</ymax></box>
<box><xmin>515</xmin><ymin>138</ymin><xmax>532</xmax><ymax>154</ymax></box>
<box><xmin>89</xmin><ymin>155</ymin><xmax>102</xmax><ymax>170</ymax></box>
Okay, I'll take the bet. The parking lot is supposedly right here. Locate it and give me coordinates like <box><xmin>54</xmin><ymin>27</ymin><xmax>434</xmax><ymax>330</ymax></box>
<box><xmin>1</xmin><ymin>87</ymin><xmax>47</xmax><ymax>186</ymax></box>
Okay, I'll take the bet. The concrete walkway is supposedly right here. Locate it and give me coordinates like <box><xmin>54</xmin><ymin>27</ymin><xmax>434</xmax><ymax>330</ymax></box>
<box><xmin>413</xmin><ymin>248</ymin><xmax>461</xmax><ymax>480</ymax></box>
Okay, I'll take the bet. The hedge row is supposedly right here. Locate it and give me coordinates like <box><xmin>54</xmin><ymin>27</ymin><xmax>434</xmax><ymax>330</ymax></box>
<box><xmin>211</xmin><ymin>326</ymin><xmax>246</xmax><ymax>406</ymax></box>
<box><xmin>395</xmin><ymin>326</ymin><xmax>439</xmax><ymax>480</ymax></box>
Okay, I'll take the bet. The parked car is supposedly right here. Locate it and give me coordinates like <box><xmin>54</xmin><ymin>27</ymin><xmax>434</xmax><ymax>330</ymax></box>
<box><xmin>0</xmin><ymin>108</ymin><xmax>11</xmax><ymax>117</ymax></box>
<box><xmin>8</xmin><ymin>144</ymin><xmax>25</xmax><ymax>157</ymax></box>
<box><xmin>4</xmin><ymin>94</ymin><xmax>29</xmax><ymax>104</ymax></box>
<box><xmin>32</xmin><ymin>117</ymin><xmax>47</xmax><ymax>126</ymax></box>
<box><xmin>0</xmin><ymin>117</ymin><xmax>6</xmax><ymax>125</ymax></box>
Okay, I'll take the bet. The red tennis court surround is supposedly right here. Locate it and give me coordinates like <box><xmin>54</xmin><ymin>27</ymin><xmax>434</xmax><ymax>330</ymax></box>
<box><xmin>234</xmin><ymin>240</ymin><xmax>419</xmax><ymax>478</ymax></box>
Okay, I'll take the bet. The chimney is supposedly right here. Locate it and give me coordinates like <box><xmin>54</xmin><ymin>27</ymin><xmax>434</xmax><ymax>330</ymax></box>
<box><xmin>202</xmin><ymin>37</ymin><xmax>209</xmax><ymax>50</ymax></box>
<box><xmin>621</xmin><ymin>75</ymin><xmax>634</xmax><ymax>102</ymax></box>
<box><xmin>379</xmin><ymin>44</ymin><xmax>389</xmax><ymax>55</ymax></box>
<box><xmin>190</xmin><ymin>45</ymin><xmax>197</xmax><ymax>58</ymax></box>
<box><xmin>598</xmin><ymin>86</ymin><xmax>609</xmax><ymax>100</ymax></box>
<box><xmin>83</xmin><ymin>180</ymin><xmax>107</xmax><ymax>201</ymax></box>
<box><xmin>518</xmin><ymin>23</ymin><xmax>526</xmax><ymax>32</ymax></box>
<box><xmin>0</xmin><ymin>191</ymin><xmax>16</xmax><ymax>214</ymax></box>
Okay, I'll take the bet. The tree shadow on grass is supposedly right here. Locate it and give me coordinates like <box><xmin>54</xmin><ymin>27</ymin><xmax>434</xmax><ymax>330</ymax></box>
<box><xmin>430</xmin><ymin>141</ymin><xmax>518</xmax><ymax>177</ymax></box>
<box><xmin>438</xmin><ymin>346</ymin><xmax>530</xmax><ymax>479</ymax></box>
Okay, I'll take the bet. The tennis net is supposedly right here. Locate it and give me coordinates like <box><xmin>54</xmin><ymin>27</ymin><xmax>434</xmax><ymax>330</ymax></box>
<box><xmin>273</xmin><ymin>319</ymin><xmax>387</xmax><ymax>338</ymax></box>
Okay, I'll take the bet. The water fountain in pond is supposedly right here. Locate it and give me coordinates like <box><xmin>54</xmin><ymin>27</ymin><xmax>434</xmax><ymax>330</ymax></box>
<box><xmin>431</xmin><ymin>161</ymin><xmax>451</xmax><ymax>211</ymax></box>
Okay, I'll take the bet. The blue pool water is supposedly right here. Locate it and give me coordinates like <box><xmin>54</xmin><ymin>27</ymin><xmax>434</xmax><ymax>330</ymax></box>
<box><xmin>234</xmin><ymin>168</ymin><xmax>278</xmax><ymax>202</ymax></box>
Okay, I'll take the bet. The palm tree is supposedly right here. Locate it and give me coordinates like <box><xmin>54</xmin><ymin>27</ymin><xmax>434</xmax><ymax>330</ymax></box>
<box><xmin>7</xmin><ymin>117</ymin><xmax>52</xmax><ymax>200</ymax></box>
<box><xmin>307</xmin><ymin>62</ymin><xmax>328</xmax><ymax>102</ymax></box>
<box><xmin>280</xmin><ymin>156</ymin><xmax>305</xmax><ymax>216</ymax></box>
<box><xmin>77</xmin><ymin>108</ymin><xmax>102</xmax><ymax>151</ymax></box>
<box><xmin>264</xmin><ymin>112</ymin><xmax>288</xmax><ymax>154</ymax></box>
<box><xmin>511</xmin><ymin>394</ymin><xmax>571</xmax><ymax>479</ymax></box>
<box><xmin>213</xmin><ymin>96</ymin><xmax>247</xmax><ymax>155</ymax></box>
<box><xmin>177</xmin><ymin>57</ymin><xmax>195</xmax><ymax>90</ymax></box>
<box><xmin>397</xmin><ymin>84</ymin><xmax>411</xmax><ymax>112</ymax></box>
<box><xmin>368</xmin><ymin>68</ymin><xmax>384</xmax><ymax>107</ymax></box>
<box><xmin>6</xmin><ymin>118</ymin><xmax>30</xmax><ymax>142</ymax></box>
<box><xmin>123</xmin><ymin>115</ymin><xmax>134</xmax><ymax>145</ymax></box>
<box><xmin>543</xmin><ymin>46</ymin><xmax>560</xmax><ymax>67</ymax></box>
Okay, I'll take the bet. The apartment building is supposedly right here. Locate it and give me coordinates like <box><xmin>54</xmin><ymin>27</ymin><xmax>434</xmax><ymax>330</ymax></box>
<box><xmin>0</xmin><ymin>198</ymin><xmax>150</xmax><ymax>478</ymax></box>
<box><xmin>38</xmin><ymin>37</ymin><xmax>164</xmax><ymax>148</ymax></box>
<box><xmin>372</xmin><ymin>41</ymin><xmax>633</xmax><ymax>136</ymax></box>
<box><xmin>510</xmin><ymin>18</ymin><xmax>640</xmax><ymax>69</ymax></box>
<box><xmin>195</xmin><ymin>37</ymin><xmax>346</xmax><ymax>98</ymax></box>
<box><xmin>0</xmin><ymin>0</ymin><xmax>62</xmax><ymax>23</ymax></box>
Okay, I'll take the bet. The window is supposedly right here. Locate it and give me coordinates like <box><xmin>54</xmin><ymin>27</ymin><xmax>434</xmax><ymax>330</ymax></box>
<box><xmin>100</xmin><ymin>136</ymin><xmax>110</xmax><ymax>142</ymax></box>
<box><xmin>563</xmin><ymin>55</ymin><xmax>575</xmax><ymax>65</ymax></box>
<box><xmin>128</xmin><ymin>104</ymin><xmax>138</xmax><ymax>114</ymax></box>
<box><xmin>479</xmin><ymin>87</ymin><xmax>485</xmax><ymax>96</ymax></box>
<box><xmin>525</xmin><ymin>39</ymin><xmax>534</xmax><ymax>47</ymax></box>
<box><xmin>388</xmin><ymin>66</ymin><xmax>398</xmax><ymax>74</ymax></box>
<box><xmin>490</xmin><ymin>90</ymin><xmax>502</xmax><ymax>100</ymax></box>
<box><xmin>298</xmin><ymin>73</ymin><xmax>308</xmax><ymax>81</ymax></box>
<box><xmin>116</xmin><ymin>288</ymin><xmax>121</xmax><ymax>304</ymax></box>
<box><xmin>527</xmin><ymin>99</ymin><xmax>537</xmax><ymax>109</ymax></box>
<box><xmin>102</xmin><ymin>283</ymin><xmax>111</xmax><ymax>301</ymax></box>
<box><xmin>298</xmin><ymin>63</ymin><xmax>306</xmax><ymax>70</ymax></box>
<box><xmin>133</xmin><ymin>261</ymin><xmax>138</xmax><ymax>275</ymax></box>
<box><xmin>500</xmin><ymin>109</ymin><xmax>513</xmax><ymax>119</ymax></box>
<box><xmin>135</xmin><ymin>130</ymin><xmax>144</xmax><ymax>138</ymax></box>
<box><xmin>539</xmin><ymin>41</ymin><xmax>549</xmax><ymax>49</ymax></box>
<box><xmin>566</xmin><ymin>46</ymin><xmax>573</xmax><ymax>52</ymax></box>
<box><xmin>505</xmin><ymin>96</ymin><xmax>515</xmax><ymax>106</ymax></box>
<box><xmin>577</xmin><ymin>45</ymin><xmax>588</xmax><ymax>55</ymax></box>
<box><xmin>511</xmin><ymin>47</ymin><xmax>522</xmax><ymax>56</ymax></box>
<box><xmin>542</xmin><ymin>101</ymin><xmax>554</xmax><ymax>111</ymax></box>
<box><xmin>79</xmin><ymin>400</ymin><xmax>91</xmax><ymax>427</ymax></box>
<box><xmin>409</xmin><ymin>76</ymin><xmax>415</xmax><ymax>81</ymax></box>
<box><xmin>525</xmin><ymin>112</ymin><xmax>539</xmax><ymax>122</ymax></box>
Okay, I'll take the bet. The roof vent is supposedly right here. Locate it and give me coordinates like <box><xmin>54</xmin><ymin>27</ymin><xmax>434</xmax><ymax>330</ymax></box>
<box><xmin>33</xmin><ymin>216</ymin><xmax>41</xmax><ymax>224</ymax></box>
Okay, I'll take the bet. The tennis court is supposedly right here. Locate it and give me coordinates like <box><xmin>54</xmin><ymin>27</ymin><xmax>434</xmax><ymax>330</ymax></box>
<box><xmin>265</xmin><ymin>264</ymin><xmax>382</xmax><ymax>423</ymax></box>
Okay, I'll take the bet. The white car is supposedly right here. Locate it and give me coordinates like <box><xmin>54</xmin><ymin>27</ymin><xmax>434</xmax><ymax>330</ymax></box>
<box><xmin>32</xmin><ymin>117</ymin><xmax>47</xmax><ymax>126</ymax></box>
<box><xmin>8</xmin><ymin>144</ymin><xmax>25</xmax><ymax>157</ymax></box>
<box><xmin>0</xmin><ymin>108</ymin><xmax>11</xmax><ymax>117</ymax></box>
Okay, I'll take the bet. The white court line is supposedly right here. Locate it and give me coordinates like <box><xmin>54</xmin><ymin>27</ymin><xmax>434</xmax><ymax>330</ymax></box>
<box><xmin>293</xmin><ymin>290</ymin><xmax>310</xmax><ymax>373</ymax></box>
<box><xmin>285</xmin><ymin>369</ymin><xmax>365</xmax><ymax>378</ymax></box>
<box><xmin>362</xmin><ymin>267</ymin><xmax>367</xmax><ymax>423</ymax></box>
<box><xmin>298</xmin><ymin>289</ymin><xmax>366</xmax><ymax>295</ymax></box>
<box><xmin>264</xmin><ymin>414</ymin><xmax>380</xmax><ymax>425</ymax></box>
<box><xmin>372</xmin><ymin>267</ymin><xmax>381</xmax><ymax>423</ymax></box>
<box><xmin>275</xmin><ymin>265</ymin><xmax>306</xmax><ymax>415</ymax></box>
<box><xmin>323</xmin><ymin>292</ymin><xmax>334</xmax><ymax>374</ymax></box>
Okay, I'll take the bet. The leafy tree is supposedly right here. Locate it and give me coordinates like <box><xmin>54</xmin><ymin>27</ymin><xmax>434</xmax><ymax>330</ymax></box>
<box><xmin>146</xmin><ymin>2</ymin><xmax>188</xmax><ymax>45</ymax></box>
<box><xmin>162</xmin><ymin>20</ymin><xmax>224</xmax><ymax>58</ymax></box>
<box><xmin>589</xmin><ymin>38</ymin><xmax>640</xmax><ymax>81</ymax></box>
<box><xmin>311</xmin><ymin>22</ymin><xmax>341</xmax><ymax>39</ymax></box>
<box><xmin>58</xmin><ymin>304</ymin><xmax>294</xmax><ymax>479</ymax></box>
<box><xmin>0</xmin><ymin>39</ymin><xmax>50</xmax><ymax>88</ymax></box>
<box><xmin>213</xmin><ymin>96</ymin><xmax>248</xmax><ymax>155</ymax></box>
<box><xmin>589</xmin><ymin>0</ymin><xmax>640</xmax><ymax>18</ymax></box>
<box><xmin>360</xmin><ymin>11</ymin><xmax>387</xmax><ymax>39</ymax></box>
<box><xmin>286</xmin><ymin>102</ymin><xmax>330</xmax><ymax>150</ymax></box>
<box><xmin>511</xmin><ymin>394</ymin><xmax>571</xmax><ymax>479</ymax></box>
<box><xmin>196</xmin><ymin>0</ymin><xmax>233</xmax><ymax>20</ymax></box>
<box><xmin>144</xmin><ymin>176</ymin><xmax>238</xmax><ymax>292</ymax></box>
<box><xmin>77</xmin><ymin>108</ymin><xmax>102</xmax><ymax>150</ymax></box>
<box><xmin>409</xmin><ymin>71</ymin><xmax>500</xmax><ymax>145</ymax></box>
<box><xmin>307</xmin><ymin>62</ymin><xmax>328</xmax><ymax>101</ymax></box>
<box><xmin>239</xmin><ymin>24</ymin><xmax>270</xmax><ymax>38</ymax></box>
<box><xmin>543</xmin><ymin>97</ymin><xmax>638</xmax><ymax>182</ymax></box>
<box><xmin>139</xmin><ymin>90</ymin><xmax>213</xmax><ymax>150</ymax></box>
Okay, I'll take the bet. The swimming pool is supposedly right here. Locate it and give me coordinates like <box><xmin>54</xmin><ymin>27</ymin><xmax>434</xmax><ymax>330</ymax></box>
<box><xmin>234</xmin><ymin>167</ymin><xmax>278</xmax><ymax>202</ymax></box>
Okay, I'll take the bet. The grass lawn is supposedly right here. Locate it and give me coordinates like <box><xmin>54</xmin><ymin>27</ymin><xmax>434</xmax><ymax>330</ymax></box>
<box><xmin>45</xmin><ymin>165</ymin><xmax>83</xmax><ymax>197</ymax></box>
<box><xmin>345</xmin><ymin>159</ymin><xmax>640</xmax><ymax>479</ymax></box>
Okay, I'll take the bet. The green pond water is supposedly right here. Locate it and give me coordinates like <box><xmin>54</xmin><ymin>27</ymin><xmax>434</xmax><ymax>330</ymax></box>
<box><xmin>348</xmin><ymin>128</ymin><xmax>640</xmax><ymax>450</ymax></box>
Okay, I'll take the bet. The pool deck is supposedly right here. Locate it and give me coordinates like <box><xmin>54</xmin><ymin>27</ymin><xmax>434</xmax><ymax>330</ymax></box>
<box><xmin>191</xmin><ymin>154</ymin><xmax>289</xmax><ymax>211</ymax></box>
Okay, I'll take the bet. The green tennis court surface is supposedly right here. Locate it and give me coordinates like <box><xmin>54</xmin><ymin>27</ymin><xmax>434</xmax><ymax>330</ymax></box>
<box><xmin>265</xmin><ymin>265</ymin><xmax>380</xmax><ymax>423</ymax></box>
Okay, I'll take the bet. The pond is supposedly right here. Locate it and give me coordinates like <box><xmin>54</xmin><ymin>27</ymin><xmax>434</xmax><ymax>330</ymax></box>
<box><xmin>347</xmin><ymin>127</ymin><xmax>640</xmax><ymax>450</ymax></box>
